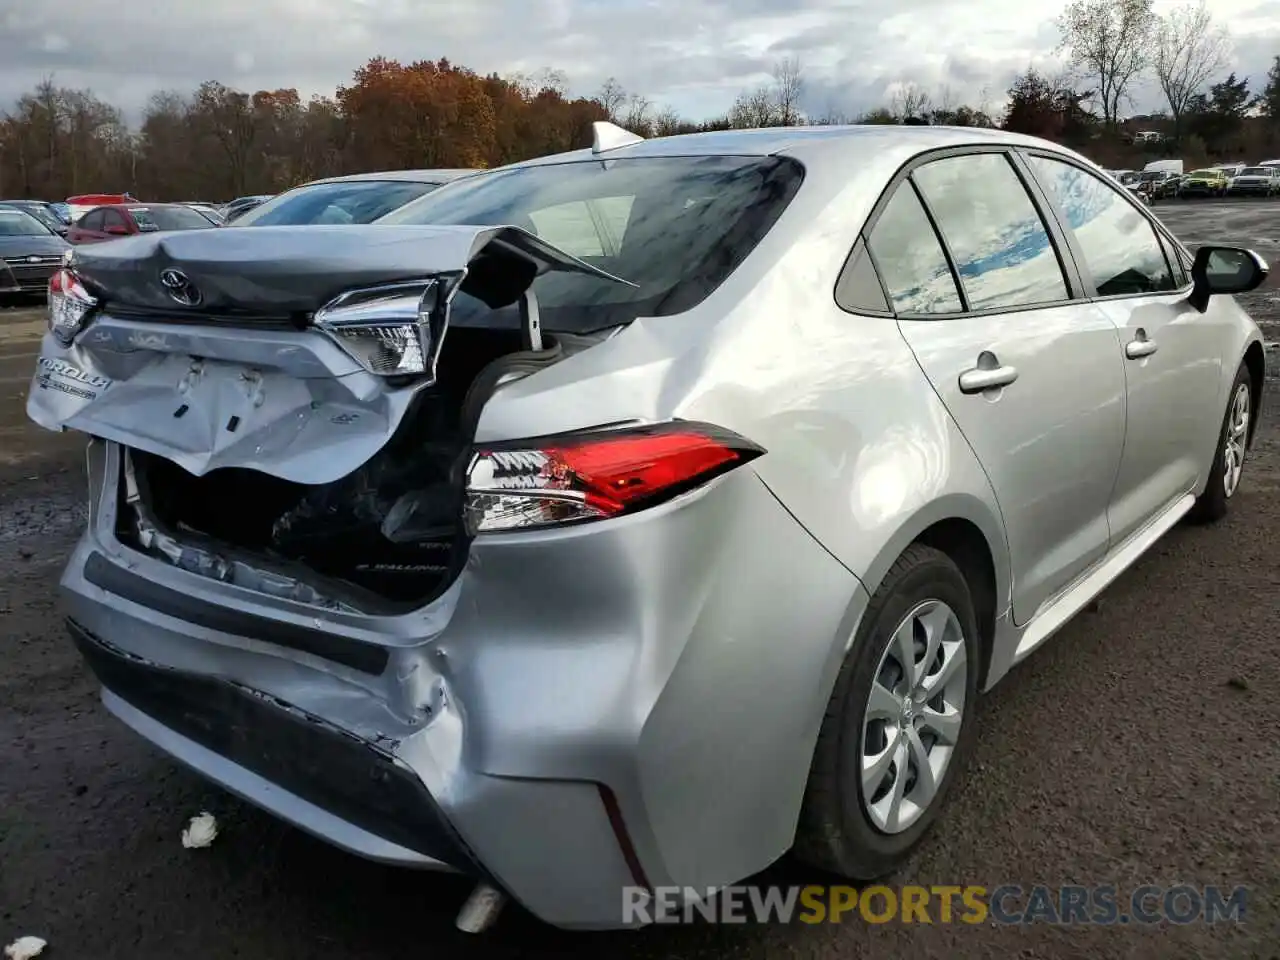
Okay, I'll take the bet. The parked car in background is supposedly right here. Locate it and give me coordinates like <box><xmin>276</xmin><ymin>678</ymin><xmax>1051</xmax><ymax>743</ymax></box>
<box><xmin>28</xmin><ymin>122</ymin><xmax>1268</xmax><ymax>932</ymax></box>
<box><xmin>1179</xmin><ymin>168</ymin><xmax>1229</xmax><ymax>197</ymax></box>
<box><xmin>184</xmin><ymin>203</ymin><xmax>226</xmax><ymax>225</ymax></box>
<box><xmin>230</xmin><ymin>169</ymin><xmax>479</xmax><ymax>227</ymax></box>
<box><xmin>0</xmin><ymin>206</ymin><xmax>69</xmax><ymax>301</ymax></box>
<box><xmin>1135</xmin><ymin>170</ymin><xmax>1180</xmax><ymax>201</ymax></box>
<box><xmin>49</xmin><ymin>202</ymin><xmax>72</xmax><ymax>224</ymax></box>
<box><xmin>219</xmin><ymin>195</ymin><xmax>273</xmax><ymax>222</ymax></box>
<box><xmin>67</xmin><ymin>203</ymin><xmax>218</xmax><ymax>244</ymax></box>
<box><xmin>1226</xmin><ymin>166</ymin><xmax>1280</xmax><ymax>197</ymax></box>
<box><xmin>1115</xmin><ymin>171</ymin><xmax>1152</xmax><ymax>204</ymax></box>
<box><xmin>66</xmin><ymin>193</ymin><xmax>136</xmax><ymax>222</ymax></box>
<box><xmin>0</xmin><ymin>200</ymin><xmax>70</xmax><ymax>236</ymax></box>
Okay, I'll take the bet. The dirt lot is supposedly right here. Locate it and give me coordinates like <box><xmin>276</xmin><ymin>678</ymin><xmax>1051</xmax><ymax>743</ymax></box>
<box><xmin>2</xmin><ymin>204</ymin><xmax>1278</xmax><ymax>959</ymax></box>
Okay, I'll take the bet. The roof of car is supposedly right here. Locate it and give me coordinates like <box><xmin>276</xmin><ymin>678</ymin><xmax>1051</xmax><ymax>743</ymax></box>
<box><xmin>80</xmin><ymin>202</ymin><xmax>197</xmax><ymax>214</ymax></box>
<box><xmin>509</xmin><ymin>124</ymin><xmax>1062</xmax><ymax>170</ymax></box>
<box><xmin>303</xmin><ymin>169</ymin><xmax>480</xmax><ymax>186</ymax></box>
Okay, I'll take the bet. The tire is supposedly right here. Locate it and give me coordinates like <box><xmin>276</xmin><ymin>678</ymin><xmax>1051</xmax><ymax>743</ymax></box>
<box><xmin>1188</xmin><ymin>363</ymin><xmax>1253</xmax><ymax>524</ymax></box>
<box><xmin>794</xmin><ymin>544</ymin><xmax>981</xmax><ymax>879</ymax></box>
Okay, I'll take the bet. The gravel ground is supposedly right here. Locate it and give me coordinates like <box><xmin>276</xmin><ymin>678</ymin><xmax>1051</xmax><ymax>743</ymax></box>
<box><xmin>2</xmin><ymin>202</ymin><xmax>1278</xmax><ymax>959</ymax></box>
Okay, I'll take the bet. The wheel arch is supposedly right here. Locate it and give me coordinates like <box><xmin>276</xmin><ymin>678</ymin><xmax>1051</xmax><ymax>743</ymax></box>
<box><xmin>859</xmin><ymin>496</ymin><xmax>1009</xmax><ymax>690</ymax></box>
<box><xmin>1243</xmin><ymin>339</ymin><xmax>1265</xmax><ymax>448</ymax></box>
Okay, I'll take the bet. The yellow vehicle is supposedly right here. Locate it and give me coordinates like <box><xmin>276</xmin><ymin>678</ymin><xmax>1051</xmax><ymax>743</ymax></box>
<box><xmin>1178</xmin><ymin>168</ymin><xmax>1229</xmax><ymax>198</ymax></box>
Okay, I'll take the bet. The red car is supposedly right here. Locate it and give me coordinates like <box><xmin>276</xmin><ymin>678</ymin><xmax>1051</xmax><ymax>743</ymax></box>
<box><xmin>67</xmin><ymin>203</ymin><xmax>217</xmax><ymax>244</ymax></box>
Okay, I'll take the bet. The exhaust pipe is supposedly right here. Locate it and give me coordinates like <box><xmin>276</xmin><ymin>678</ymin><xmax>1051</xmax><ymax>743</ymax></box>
<box><xmin>455</xmin><ymin>882</ymin><xmax>507</xmax><ymax>934</ymax></box>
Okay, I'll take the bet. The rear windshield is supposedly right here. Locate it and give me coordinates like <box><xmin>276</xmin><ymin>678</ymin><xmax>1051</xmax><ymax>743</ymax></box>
<box><xmin>131</xmin><ymin>206</ymin><xmax>213</xmax><ymax>231</ymax></box>
<box><xmin>0</xmin><ymin>209</ymin><xmax>53</xmax><ymax>236</ymax></box>
<box><xmin>379</xmin><ymin>155</ymin><xmax>805</xmax><ymax>333</ymax></box>
<box><xmin>235</xmin><ymin>180</ymin><xmax>442</xmax><ymax>226</ymax></box>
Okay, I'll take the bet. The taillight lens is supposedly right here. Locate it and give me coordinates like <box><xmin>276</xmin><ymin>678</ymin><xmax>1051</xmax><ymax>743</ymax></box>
<box><xmin>464</xmin><ymin>421</ymin><xmax>765</xmax><ymax>533</ymax></box>
<box><xmin>48</xmin><ymin>268</ymin><xmax>97</xmax><ymax>346</ymax></box>
<box><xmin>314</xmin><ymin>278</ymin><xmax>454</xmax><ymax>379</ymax></box>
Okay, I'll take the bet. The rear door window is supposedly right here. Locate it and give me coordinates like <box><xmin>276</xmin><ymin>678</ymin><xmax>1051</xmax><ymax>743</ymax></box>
<box><xmin>867</xmin><ymin>183</ymin><xmax>963</xmax><ymax>315</ymax></box>
<box><xmin>79</xmin><ymin>210</ymin><xmax>105</xmax><ymax>232</ymax></box>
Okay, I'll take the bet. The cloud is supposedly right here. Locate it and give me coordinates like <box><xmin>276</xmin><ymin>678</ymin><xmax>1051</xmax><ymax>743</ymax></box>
<box><xmin>1</xmin><ymin>0</ymin><xmax>1279</xmax><ymax>125</ymax></box>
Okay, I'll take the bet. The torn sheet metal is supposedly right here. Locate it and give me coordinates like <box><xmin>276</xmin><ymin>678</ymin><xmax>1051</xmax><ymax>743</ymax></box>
<box><xmin>28</xmin><ymin>224</ymin><xmax>632</xmax><ymax>484</ymax></box>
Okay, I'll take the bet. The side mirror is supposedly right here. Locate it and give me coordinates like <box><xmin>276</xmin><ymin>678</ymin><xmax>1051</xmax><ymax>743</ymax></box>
<box><xmin>1188</xmin><ymin>245</ymin><xmax>1269</xmax><ymax>312</ymax></box>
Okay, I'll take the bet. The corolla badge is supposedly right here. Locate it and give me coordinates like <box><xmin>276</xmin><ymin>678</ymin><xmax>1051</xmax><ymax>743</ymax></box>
<box><xmin>160</xmin><ymin>268</ymin><xmax>202</xmax><ymax>306</ymax></box>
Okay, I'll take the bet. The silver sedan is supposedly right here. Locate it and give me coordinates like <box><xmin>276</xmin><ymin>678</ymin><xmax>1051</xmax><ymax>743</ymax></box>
<box><xmin>27</xmin><ymin>121</ymin><xmax>1267</xmax><ymax>932</ymax></box>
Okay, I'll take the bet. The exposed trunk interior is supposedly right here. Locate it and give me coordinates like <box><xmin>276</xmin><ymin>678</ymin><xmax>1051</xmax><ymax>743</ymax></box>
<box><xmin>114</xmin><ymin>326</ymin><xmax>563</xmax><ymax>611</ymax></box>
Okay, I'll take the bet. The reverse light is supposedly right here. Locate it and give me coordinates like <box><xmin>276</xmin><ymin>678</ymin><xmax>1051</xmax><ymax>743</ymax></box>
<box><xmin>314</xmin><ymin>278</ymin><xmax>455</xmax><ymax>379</ymax></box>
<box><xmin>47</xmin><ymin>268</ymin><xmax>97</xmax><ymax>346</ymax></box>
<box><xmin>464</xmin><ymin>421</ymin><xmax>766</xmax><ymax>534</ymax></box>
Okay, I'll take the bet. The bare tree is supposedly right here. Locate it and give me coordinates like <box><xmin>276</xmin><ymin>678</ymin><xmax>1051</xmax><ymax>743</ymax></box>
<box><xmin>1057</xmin><ymin>0</ymin><xmax>1156</xmax><ymax>126</ymax></box>
<box><xmin>622</xmin><ymin>94</ymin><xmax>653</xmax><ymax>135</ymax></box>
<box><xmin>891</xmin><ymin>82</ymin><xmax>930</xmax><ymax>120</ymax></box>
<box><xmin>596</xmin><ymin>77</ymin><xmax>627</xmax><ymax>121</ymax></box>
<box><xmin>772</xmin><ymin>56</ymin><xmax>804</xmax><ymax>125</ymax></box>
<box><xmin>975</xmin><ymin>85</ymin><xmax>993</xmax><ymax>118</ymax></box>
<box><xmin>934</xmin><ymin>84</ymin><xmax>957</xmax><ymax>114</ymax></box>
<box><xmin>652</xmin><ymin>107</ymin><xmax>683</xmax><ymax>137</ymax></box>
<box><xmin>1154</xmin><ymin>1</ymin><xmax>1231</xmax><ymax>139</ymax></box>
<box><xmin>533</xmin><ymin>68</ymin><xmax>569</xmax><ymax>96</ymax></box>
<box><xmin>729</xmin><ymin>86</ymin><xmax>779</xmax><ymax>128</ymax></box>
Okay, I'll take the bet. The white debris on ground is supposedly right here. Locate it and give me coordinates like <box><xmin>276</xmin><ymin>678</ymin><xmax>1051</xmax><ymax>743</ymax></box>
<box><xmin>181</xmin><ymin>811</ymin><xmax>219</xmax><ymax>849</ymax></box>
<box><xmin>3</xmin><ymin>936</ymin><xmax>47</xmax><ymax>960</ymax></box>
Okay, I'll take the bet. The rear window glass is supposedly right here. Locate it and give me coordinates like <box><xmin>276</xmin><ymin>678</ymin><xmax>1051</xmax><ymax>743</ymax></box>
<box><xmin>131</xmin><ymin>206</ymin><xmax>213</xmax><ymax>231</ymax></box>
<box><xmin>235</xmin><ymin>180</ymin><xmax>441</xmax><ymax>226</ymax></box>
<box><xmin>380</xmin><ymin>156</ymin><xmax>805</xmax><ymax>333</ymax></box>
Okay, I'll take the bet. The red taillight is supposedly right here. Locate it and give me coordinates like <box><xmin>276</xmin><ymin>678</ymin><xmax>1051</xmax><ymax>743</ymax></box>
<box><xmin>464</xmin><ymin>421</ymin><xmax>765</xmax><ymax>533</ymax></box>
<box><xmin>48</xmin><ymin>267</ymin><xmax>97</xmax><ymax>345</ymax></box>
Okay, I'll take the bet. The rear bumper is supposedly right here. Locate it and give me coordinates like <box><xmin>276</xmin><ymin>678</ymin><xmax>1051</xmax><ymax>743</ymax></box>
<box><xmin>68</xmin><ymin>618</ymin><xmax>480</xmax><ymax>870</ymax></box>
<box><xmin>61</xmin><ymin>439</ymin><xmax>864</xmax><ymax>929</ymax></box>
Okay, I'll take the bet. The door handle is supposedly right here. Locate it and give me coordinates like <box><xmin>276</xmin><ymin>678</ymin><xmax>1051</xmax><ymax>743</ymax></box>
<box><xmin>958</xmin><ymin>360</ymin><xmax>1019</xmax><ymax>394</ymax></box>
<box><xmin>1125</xmin><ymin>334</ymin><xmax>1158</xmax><ymax>359</ymax></box>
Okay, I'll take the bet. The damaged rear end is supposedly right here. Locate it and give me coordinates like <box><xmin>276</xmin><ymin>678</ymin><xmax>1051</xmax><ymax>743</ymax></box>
<box><xmin>32</xmin><ymin>148</ymin><xmax>831</xmax><ymax>931</ymax></box>
<box><xmin>30</xmin><ymin>223</ymin><xmax>630</xmax><ymax>611</ymax></box>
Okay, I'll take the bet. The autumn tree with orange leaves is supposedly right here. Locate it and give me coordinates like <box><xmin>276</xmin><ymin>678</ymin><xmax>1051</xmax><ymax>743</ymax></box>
<box><xmin>0</xmin><ymin>52</ymin><xmax>1138</xmax><ymax>202</ymax></box>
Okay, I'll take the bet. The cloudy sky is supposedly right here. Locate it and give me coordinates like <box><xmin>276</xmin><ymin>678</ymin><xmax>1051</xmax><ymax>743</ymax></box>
<box><xmin>2</xmin><ymin>0</ymin><xmax>1279</xmax><ymax>123</ymax></box>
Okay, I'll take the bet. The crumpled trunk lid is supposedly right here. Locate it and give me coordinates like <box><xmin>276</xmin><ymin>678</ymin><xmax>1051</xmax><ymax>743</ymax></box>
<box><xmin>61</xmin><ymin>223</ymin><xmax>620</xmax><ymax>315</ymax></box>
<box><xmin>27</xmin><ymin>224</ymin><xmax>629</xmax><ymax>484</ymax></box>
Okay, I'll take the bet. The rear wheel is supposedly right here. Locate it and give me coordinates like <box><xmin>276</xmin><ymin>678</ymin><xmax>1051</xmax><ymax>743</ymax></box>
<box><xmin>1189</xmin><ymin>364</ymin><xmax>1253</xmax><ymax>524</ymax></box>
<box><xmin>794</xmin><ymin>544</ymin><xmax>980</xmax><ymax>878</ymax></box>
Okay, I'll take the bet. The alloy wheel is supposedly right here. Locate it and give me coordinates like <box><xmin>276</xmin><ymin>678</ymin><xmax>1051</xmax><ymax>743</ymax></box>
<box><xmin>860</xmin><ymin>599</ymin><xmax>968</xmax><ymax>835</ymax></box>
<box><xmin>1224</xmin><ymin>382</ymin><xmax>1251</xmax><ymax>498</ymax></box>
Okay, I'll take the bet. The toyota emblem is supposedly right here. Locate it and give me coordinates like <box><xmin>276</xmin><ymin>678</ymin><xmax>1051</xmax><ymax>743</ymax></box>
<box><xmin>160</xmin><ymin>268</ymin><xmax>201</xmax><ymax>306</ymax></box>
<box><xmin>27</xmin><ymin>255</ymin><xmax>40</xmax><ymax>263</ymax></box>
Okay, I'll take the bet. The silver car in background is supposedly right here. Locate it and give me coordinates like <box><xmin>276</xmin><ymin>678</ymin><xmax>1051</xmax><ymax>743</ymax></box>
<box><xmin>229</xmin><ymin>168</ymin><xmax>479</xmax><ymax>226</ymax></box>
<box><xmin>27</xmin><ymin>122</ymin><xmax>1267</xmax><ymax>931</ymax></box>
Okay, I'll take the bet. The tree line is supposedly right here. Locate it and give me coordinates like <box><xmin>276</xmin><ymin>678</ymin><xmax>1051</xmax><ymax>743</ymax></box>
<box><xmin>0</xmin><ymin>0</ymin><xmax>1276</xmax><ymax>202</ymax></box>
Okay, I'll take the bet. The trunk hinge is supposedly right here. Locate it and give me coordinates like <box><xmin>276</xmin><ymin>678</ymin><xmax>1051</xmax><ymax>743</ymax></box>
<box><xmin>518</xmin><ymin>288</ymin><xmax>542</xmax><ymax>353</ymax></box>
